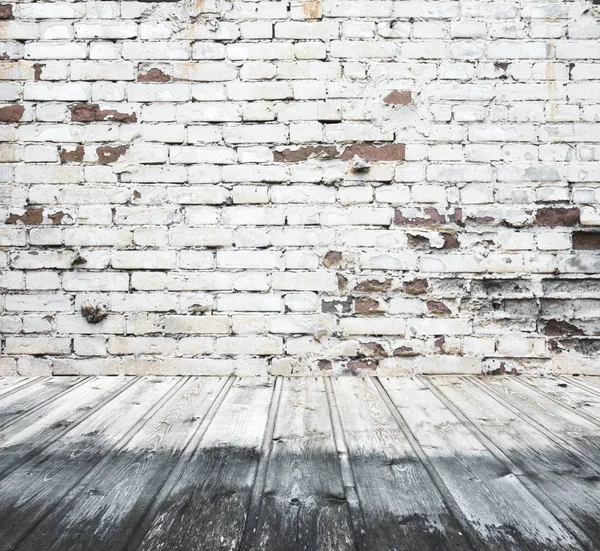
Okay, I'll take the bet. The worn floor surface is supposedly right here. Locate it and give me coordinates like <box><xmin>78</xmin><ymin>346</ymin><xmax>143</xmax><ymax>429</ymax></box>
<box><xmin>0</xmin><ymin>375</ymin><xmax>600</xmax><ymax>551</ymax></box>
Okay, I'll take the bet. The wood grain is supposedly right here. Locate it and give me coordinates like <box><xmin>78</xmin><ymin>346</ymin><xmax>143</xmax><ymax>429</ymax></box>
<box><xmin>17</xmin><ymin>377</ymin><xmax>228</xmax><ymax>551</ymax></box>
<box><xmin>333</xmin><ymin>377</ymin><xmax>473</xmax><ymax>551</ymax></box>
<box><xmin>133</xmin><ymin>377</ymin><xmax>276</xmax><ymax>551</ymax></box>
<box><xmin>0</xmin><ymin>377</ymin><xmax>181</xmax><ymax>551</ymax></box>
<box><xmin>382</xmin><ymin>377</ymin><xmax>584</xmax><ymax>551</ymax></box>
<box><xmin>241</xmin><ymin>377</ymin><xmax>356</xmax><ymax>551</ymax></box>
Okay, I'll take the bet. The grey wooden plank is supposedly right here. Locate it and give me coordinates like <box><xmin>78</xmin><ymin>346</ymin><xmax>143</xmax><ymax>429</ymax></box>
<box><xmin>0</xmin><ymin>376</ymin><xmax>132</xmax><ymax>479</ymax></box>
<box><xmin>428</xmin><ymin>376</ymin><xmax>600</xmax><ymax>549</ymax></box>
<box><xmin>241</xmin><ymin>377</ymin><xmax>356</xmax><ymax>551</ymax></box>
<box><xmin>0</xmin><ymin>376</ymin><xmax>84</xmax><ymax>430</ymax></box>
<box><xmin>0</xmin><ymin>376</ymin><xmax>182</xmax><ymax>551</ymax></box>
<box><xmin>562</xmin><ymin>376</ymin><xmax>600</xmax><ymax>399</ymax></box>
<box><xmin>16</xmin><ymin>376</ymin><xmax>229</xmax><ymax>551</ymax></box>
<box><xmin>0</xmin><ymin>377</ymin><xmax>36</xmax><ymax>398</ymax></box>
<box><xmin>332</xmin><ymin>377</ymin><xmax>474</xmax><ymax>551</ymax></box>
<box><xmin>131</xmin><ymin>377</ymin><xmax>276</xmax><ymax>551</ymax></box>
<box><xmin>382</xmin><ymin>377</ymin><xmax>585</xmax><ymax>551</ymax></box>
<box><xmin>478</xmin><ymin>376</ymin><xmax>600</xmax><ymax>463</ymax></box>
<box><xmin>522</xmin><ymin>377</ymin><xmax>600</xmax><ymax>425</ymax></box>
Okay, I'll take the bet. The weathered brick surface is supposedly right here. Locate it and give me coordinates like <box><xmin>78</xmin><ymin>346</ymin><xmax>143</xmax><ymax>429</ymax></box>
<box><xmin>1</xmin><ymin>0</ymin><xmax>600</xmax><ymax>376</ymax></box>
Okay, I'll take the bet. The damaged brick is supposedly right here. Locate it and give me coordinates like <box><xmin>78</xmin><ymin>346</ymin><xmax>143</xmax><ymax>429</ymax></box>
<box><xmin>0</xmin><ymin>104</ymin><xmax>24</xmax><ymax>123</ymax></box>
<box><xmin>0</xmin><ymin>4</ymin><xmax>13</xmax><ymax>19</ymax></box>
<box><xmin>97</xmin><ymin>145</ymin><xmax>128</xmax><ymax>164</ymax></box>
<box><xmin>572</xmin><ymin>232</ymin><xmax>600</xmax><ymax>250</ymax></box>
<box><xmin>535</xmin><ymin>208</ymin><xmax>580</xmax><ymax>227</ymax></box>
<box><xmin>322</xmin><ymin>298</ymin><xmax>352</xmax><ymax>314</ymax></box>
<box><xmin>322</xmin><ymin>250</ymin><xmax>342</xmax><ymax>268</ymax></box>
<box><xmin>403</xmin><ymin>279</ymin><xmax>429</xmax><ymax>295</ymax></box>
<box><xmin>544</xmin><ymin>319</ymin><xmax>584</xmax><ymax>337</ymax></box>
<box><xmin>317</xmin><ymin>359</ymin><xmax>332</xmax><ymax>371</ymax></box>
<box><xmin>138</xmin><ymin>68</ymin><xmax>171</xmax><ymax>82</ymax></box>
<box><xmin>71</xmin><ymin>103</ymin><xmax>137</xmax><ymax>123</ymax></box>
<box><xmin>274</xmin><ymin>145</ymin><xmax>338</xmax><ymax>162</ymax></box>
<box><xmin>395</xmin><ymin>207</ymin><xmax>452</xmax><ymax>227</ymax></box>
<box><xmin>347</xmin><ymin>359</ymin><xmax>378</xmax><ymax>373</ymax></box>
<box><xmin>33</xmin><ymin>63</ymin><xmax>44</xmax><ymax>81</ymax></box>
<box><xmin>60</xmin><ymin>146</ymin><xmax>84</xmax><ymax>163</ymax></box>
<box><xmin>427</xmin><ymin>301</ymin><xmax>451</xmax><ymax>315</ymax></box>
<box><xmin>6</xmin><ymin>208</ymin><xmax>43</xmax><ymax>225</ymax></box>
<box><xmin>383</xmin><ymin>90</ymin><xmax>412</xmax><ymax>105</ymax></box>
<box><xmin>353</xmin><ymin>278</ymin><xmax>392</xmax><ymax>293</ymax></box>
<box><xmin>393</xmin><ymin>345</ymin><xmax>417</xmax><ymax>356</ymax></box>
<box><xmin>355</xmin><ymin>298</ymin><xmax>380</xmax><ymax>314</ymax></box>
<box><xmin>359</xmin><ymin>342</ymin><xmax>387</xmax><ymax>357</ymax></box>
<box><xmin>340</xmin><ymin>143</ymin><xmax>405</xmax><ymax>162</ymax></box>
<box><xmin>49</xmin><ymin>211</ymin><xmax>68</xmax><ymax>225</ymax></box>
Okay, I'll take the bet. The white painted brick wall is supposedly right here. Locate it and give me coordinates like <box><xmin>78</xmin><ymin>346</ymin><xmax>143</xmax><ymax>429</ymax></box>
<box><xmin>1</xmin><ymin>0</ymin><xmax>600</xmax><ymax>376</ymax></box>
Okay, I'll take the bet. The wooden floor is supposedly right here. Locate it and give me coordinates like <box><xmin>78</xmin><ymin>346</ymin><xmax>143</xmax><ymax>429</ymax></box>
<box><xmin>1</xmin><ymin>376</ymin><xmax>600</xmax><ymax>551</ymax></box>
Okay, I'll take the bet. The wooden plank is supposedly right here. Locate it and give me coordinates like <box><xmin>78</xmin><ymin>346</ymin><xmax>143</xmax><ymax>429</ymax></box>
<box><xmin>0</xmin><ymin>377</ymin><xmax>35</xmax><ymax>398</ymax></box>
<box><xmin>0</xmin><ymin>376</ymin><xmax>132</xmax><ymax>479</ymax></box>
<box><xmin>522</xmin><ymin>377</ymin><xmax>600</xmax><ymax>424</ymax></box>
<box><xmin>428</xmin><ymin>376</ymin><xmax>600</xmax><ymax>549</ymax></box>
<box><xmin>0</xmin><ymin>376</ymin><xmax>182</xmax><ymax>551</ymax></box>
<box><xmin>16</xmin><ymin>377</ymin><xmax>229</xmax><ymax>551</ymax></box>
<box><xmin>241</xmin><ymin>377</ymin><xmax>356</xmax><ymax>551</ymax></box>
<box><xmin>477</xmin><ymin>376</ymin><xmax>600</xmax><ymax>462</ymax></box>
<box><xmin>0</xmin><ymin>376</ymin><xmax>84</xmax><ymax>430</ymax></box>
<box><xmin>130</xmin><ymin>377</ymin><xmax>276</xmax><ymax>551</ymax></box>
<box><xmin>331</xmin><ymin>377</ymin><xmax>474</xmax><ymax>551</ymax></box>
<box><xmin>382</xmin><ymin>377</ymin><xmax>585</xmax><ymax>551</ymax></box>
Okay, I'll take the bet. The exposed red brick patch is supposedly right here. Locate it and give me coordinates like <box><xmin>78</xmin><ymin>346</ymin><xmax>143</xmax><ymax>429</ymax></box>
<box><xmin>384</xmin><ymin>90</ymin><xmax>412</xmax><ymax>105</ymax></box>
<box><xmin>341</xmin><ymin>143</ymin><xmax>405</xmax><ymax>162</ymax></box>
<box><xmin>337</xmin><ymin>273</ymin><xmax>349</xmax><ymax>293</ymax></box>
<box><xmin>360</xmin><ymin>342</ymin><xmax>387</xmax><ymax>357</ymax></box>
<box><xmin>6</xmin><ymin>208</ymin><xmax>43</xmax><ymax>225</ymax></box>
<box><xmin>442</xmin><ymin>233</ymin><xmax>460</xmax><ymax>249</ymax></box>
<box><xmin>317</xmin><ymin>359</ymin><xmax>332</xmax><ymax>371</ymax></box>
<box><xmin>347</xmin><ymin>359</ymin><xmax>378</xmax><ymax>373</ymax></box>
<box><xmin>395</xmin><ymin>207</ymin><xmax>448</xmax><ymax>226</ymax></box>
<box><xmin>407</xmin><ymin>234</ymin><xmax>430</xmax><ymax>249</ymax></box>
<box><xmin>535</xmin><ymin>208</ymin><xmax>579</xmax><ymax>227</ymax></box>
<box><xmin>544</xmin><ymin>319</ymin><xmax>584</xmax><ymax>337</ymax></box>
<box><xmin>0</xmin><ymin>4</ymin><xmax>13</xmax><ymax>19</ymax></box>
<box><xmin>274</xmin><ymin>145</ymin><xmax>338</xmax><ymax>162</ymax></box>
<box><xmin>71</xmin><ymin>103</ymin><xmax>137</xmax><ymax>123</ymax></box>
<box><xmin>133</xmin><ymin>190</ymin><xmax>142</xmax><ymax>200</ymax></box>
<box><xmin>353</xmin><ymin>278</ymin><xmax>392</xmax><ymax>293</ymax></box>
<box><xmin>393</xmin><ymin>346</ymin><xmax>416</xmax><ymax>356</ymax></box>
<box><xmin>33</xmin><ymin>63</ymin><xmax>44</xmax><ymax>81</ymax></box>
<box><xmin>322</xmin><ymin>250</ymin><xmax>342</xmax><ymax>268</ymax></box>
<box><xmin>427</xmin><ymin>300</ymin><xmax>451</xmax><ymax>315</ymax></box>
<box><xmin>60</xmin><ymin>146</ymin><xmax>84</xmax><ymax>163</ymax></box>
<box><xmin>49</xmin><ymin>211</ymin><xmax>68</xmax><ymax>225</ymax></box>
<box><xmin>488</xmin><ymin>363</ymin><xmax>518</xmax><ymax>376</ymax></box>
<box><xmin>138</xmin><ymin>68</ymin><xmax>171</xmax><ymax>83</ymax></box>
<box><xmin>97</xmin><ymin>145</ymin><xmax>128</xmax><ymax>164</ymax></box>
<box><xmin>572</xmin><ymin>232</ymin><xmax>600</xmax><ymax>250</ymax></box>
<box><xmin>355</xmin><ymin>298</ymin><xmax>380</xmax><ymax>314</ymax></box>
<box><xmin>0</xmin><ymin>104</ymin><xmax>24</xmax><ymax>123</ymax></box>
<box><xmin>403</xmin><ymin>278</ymin><xmax>428</xmax><ymax>295</ymax></box>
<box><xmin>434</xmin><ymin>336</ymin><xmax>446</xmax><ymax>351</ymax></box>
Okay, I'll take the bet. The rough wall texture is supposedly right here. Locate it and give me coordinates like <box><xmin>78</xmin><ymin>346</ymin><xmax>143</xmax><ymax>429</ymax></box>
<box><xmin>1</xmin><ymin>0</ymin><xmax>600</xmax><ymax>376</ymax></box>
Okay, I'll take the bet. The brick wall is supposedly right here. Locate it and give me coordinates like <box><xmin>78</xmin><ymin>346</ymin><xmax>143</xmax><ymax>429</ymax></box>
<box><xmin>1</xmin><ymin>0</ymin><xmax>600</xmax><ymax>376</ymax></box>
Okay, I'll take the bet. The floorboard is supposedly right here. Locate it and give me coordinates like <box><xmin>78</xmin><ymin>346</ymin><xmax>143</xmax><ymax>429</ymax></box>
<box><xmin>0</xmin><ymin>375</ymin><xmax>598</xmax><ymax>551</ymax></box>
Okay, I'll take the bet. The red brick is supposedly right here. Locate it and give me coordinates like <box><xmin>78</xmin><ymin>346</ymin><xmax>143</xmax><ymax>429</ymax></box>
<box><xmin>138</xmin><ymin>68</ymin><xmax>171</xmax><ymax>83</ymax></box>
<box><xmin>274</xmin><ymin>145</ymin><xmax>338</xmax><ymax>162</ymax></box>
<box><xmin>383</xmin><ymin>90</ymin><xmax>412</xmax><ymax>105</ymax></box>
<box><xmin>572</xmin><ymin>232</ymin><xmax>600</xmax><ymax>250</ymax></box>
<box><xmin>71</xmin><ymin>103</ymin><xmax>137</xmax><ymax>123</ymax></box>
<box><xmin>0</xmin><ymin>4</ymin><xmax>13</xmax><ymax>19</ymax></box>
<box><xmin>341</xmin><ymin>143</ymin><xmax>405</xmax><ymax>162</ymax></box>
<box><xmin>535</xmin><ymin>208</ymin><xmax>579</xmax><ymax>227</ymax></box>
<box><xmin>0</xmin><ymin>105</ymin><xmax>24</xmax><ymax>123</ymax></box>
